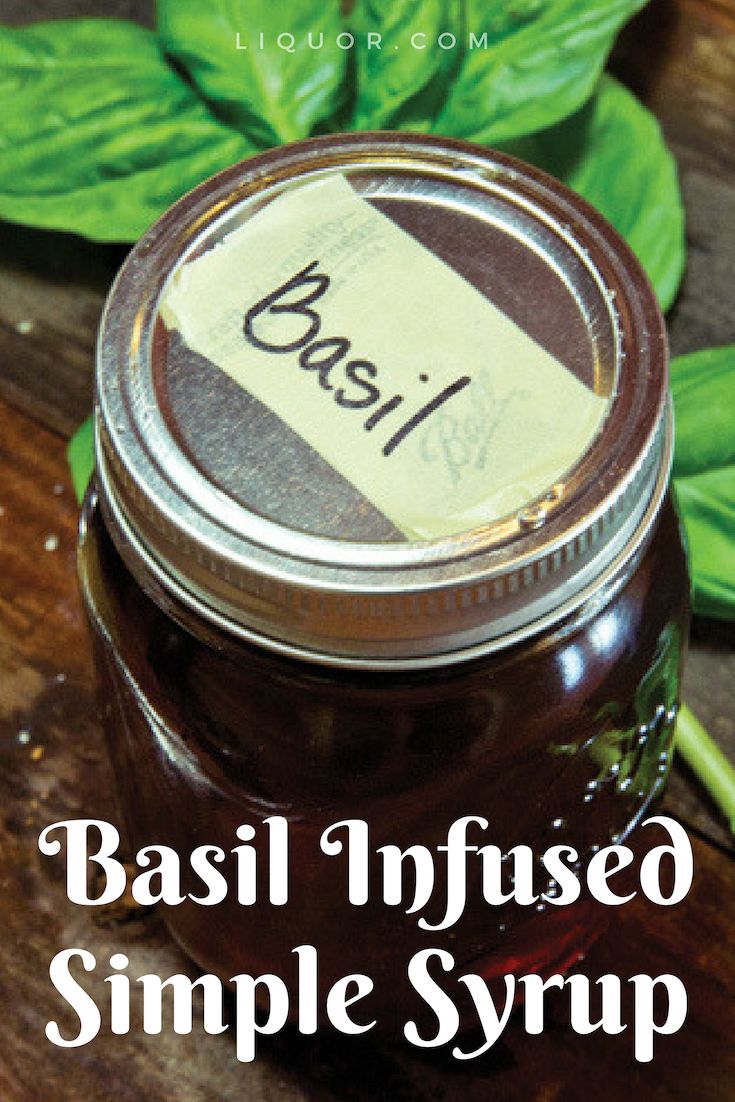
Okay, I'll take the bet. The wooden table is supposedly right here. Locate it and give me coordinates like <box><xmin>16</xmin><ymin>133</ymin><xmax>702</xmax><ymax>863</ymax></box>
<box><xmin>0</xmin><ymin>1</ymin><xmax>733</xmax><ymax>1098</ymax></box>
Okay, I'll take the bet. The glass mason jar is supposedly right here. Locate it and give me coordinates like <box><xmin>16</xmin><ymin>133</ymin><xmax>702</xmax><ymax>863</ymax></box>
<box><xmin>78</xmin><ymin>133</ymin><xmax>689</xmax><ymax>1033</ymax></box>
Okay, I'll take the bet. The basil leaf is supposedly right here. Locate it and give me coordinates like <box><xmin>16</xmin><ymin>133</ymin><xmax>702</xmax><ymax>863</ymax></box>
<box><xmin>670</xmin><ymin>347</ymin><xmax>735</xmax><ymax>478</ymax></box>
<box><xmin>0</xmin><ymin>20</ymin><xmax>255</xmax><ymax>241</ymax></box>
<box><xmin>350</xmin><ymin>0</ymin><xmax>461</xmax><ymax>131</ymax></box>
<box><xmin>433</xmin><ymin>0</ymin><xmax>647</xmax><ymax>143</ymax></box>
<box><xmin>67</xmin><ymin>414</ymin><xmax>95</xmax><ymax>505</ymax></box>
<box><xmin>498</xmin><ymin>75</ymin><xmax>685</xmax><ymax>312</ymax></box>
<box><xmin>671</xmin><ymin>346</ymin><xmax>735</xmax><ymax>621</ymax></box>
<box><xmin>156</xmin><ymin>0</ymin><xmax>347</xmax><ymax>145</ymax></box>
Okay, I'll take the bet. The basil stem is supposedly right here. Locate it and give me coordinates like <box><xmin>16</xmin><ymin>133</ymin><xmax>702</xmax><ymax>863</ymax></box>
<box><xmin>675</xmin><ymin>703</ymin><xmax>735</xmax><ymax>835</ymax></box>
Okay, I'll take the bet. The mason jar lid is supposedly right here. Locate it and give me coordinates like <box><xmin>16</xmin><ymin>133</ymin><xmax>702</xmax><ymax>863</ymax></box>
<box><xmin>95</xmin><ymin>132</ymin><xmax>670</xmax><ymax>669</ymax></box>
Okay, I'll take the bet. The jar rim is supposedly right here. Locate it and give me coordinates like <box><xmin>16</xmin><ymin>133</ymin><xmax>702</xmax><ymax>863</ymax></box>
<box><xmin>95</xmin><ymin>132</ymin><xmax>669</xmax><ymax>666</ymax></box>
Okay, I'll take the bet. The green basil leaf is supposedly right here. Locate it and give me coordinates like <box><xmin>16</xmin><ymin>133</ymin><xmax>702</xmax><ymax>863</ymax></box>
<box><xmin>0</xmin><ymin>20</ymin><xmax>255</xmax><ymax>241</ymax></box>
<box><xmin>433</xmin><ymin>0</ymin><xmax>647</xmax><ymax>143</ymax></box>
<box><xmin>350</xmin><ymin>0</ymin><xmax>461</xmax><ymax>131</ymax></box>
<box><xmin>156</xmin><ymin>0</ymin><xmax>347</xmax><ymax>145</ymax></box>
<box><xmin>497</xmin><ymin>75</ymin><xmax>685</xmax><ymax>312</ymax></box>
<box><xmin>67</xmin><ymin>414</ymin><xmax>95</xmax><ymax>505</ymax></box>
<box><xmin>671</xmin><ymin>346</ymin><xmax>735</xmax><ymax>621</ymax></box>
<box><xmin>670</xmin><ymin>347</ymin><xmax>735</xmax><ymax>478</ymax></box>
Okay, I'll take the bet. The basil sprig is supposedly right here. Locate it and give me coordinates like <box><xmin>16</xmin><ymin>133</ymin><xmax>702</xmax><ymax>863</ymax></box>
<box><xmin>0</xmin><ymin>1</ymin><xmax>681</xmax><ymax>307</ymax></box>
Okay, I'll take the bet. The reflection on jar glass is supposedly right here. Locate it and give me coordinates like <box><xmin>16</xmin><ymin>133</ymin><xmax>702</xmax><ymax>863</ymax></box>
<box><xmin>78</xmin><ymin>133</ymin><xmax>690</xmax><ymax>1033</ymax></box>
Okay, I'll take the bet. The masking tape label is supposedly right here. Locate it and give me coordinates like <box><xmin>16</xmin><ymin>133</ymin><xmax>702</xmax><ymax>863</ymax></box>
<box><xmin>161</xmin><ymin>174</ymin><xmax>606</xmax><ymax>540</ymax></box>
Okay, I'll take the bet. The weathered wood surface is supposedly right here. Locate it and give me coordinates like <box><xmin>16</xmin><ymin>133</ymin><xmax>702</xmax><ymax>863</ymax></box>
<box><xmin>0</xmin><ymin>0</ymin><xmax>733</xmax><ymax>1098</ymax></box>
